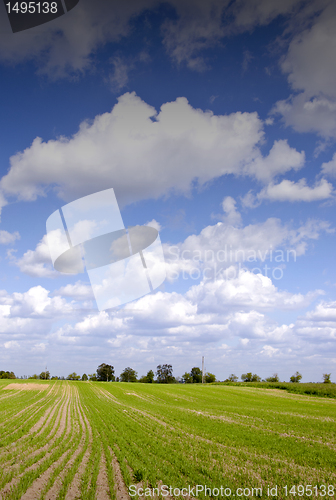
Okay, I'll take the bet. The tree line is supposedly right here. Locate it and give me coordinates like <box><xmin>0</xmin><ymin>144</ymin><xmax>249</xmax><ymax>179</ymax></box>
<box><xmin>0</xmin><ymin>370</ymin><xmax>16</xmax><ymax>379</ymax></box>
<box><xmin>8</xmin><ymin>364</ymin><xmax>216</xmax><ymax>383</ymax></box>
<box><xmin>80</xmin><ymin>364</ymin><xmax>216</xmax><ymax>384</ymax></box>
<box><xmin>2</xmin><ymin>366</ymin><xmax>333</xmax><ymax>384</ymax></box>
<box><xmin>225</xmin><ymin>372</ymin><xmax>332</xmax><ymax>384</ymax></box>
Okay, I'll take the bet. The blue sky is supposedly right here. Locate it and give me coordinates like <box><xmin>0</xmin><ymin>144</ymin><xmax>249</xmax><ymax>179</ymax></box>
<box><xmin>0</xmin><ymin>0</ymin><xmax>336</xmax><ymax>382</ymax></box>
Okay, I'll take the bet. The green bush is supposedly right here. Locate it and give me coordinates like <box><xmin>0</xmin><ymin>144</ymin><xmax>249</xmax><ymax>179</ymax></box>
<box><xmin>213</xmin><ymin>381</ymin><xmax>336</xmax><ymax>398</ymax></box>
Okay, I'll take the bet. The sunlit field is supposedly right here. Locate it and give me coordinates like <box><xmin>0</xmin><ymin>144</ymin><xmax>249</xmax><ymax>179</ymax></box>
<box><xmin>0</xmin><ymin>380</ymin><xmax>335</xmax><ymax>500</ymax></box>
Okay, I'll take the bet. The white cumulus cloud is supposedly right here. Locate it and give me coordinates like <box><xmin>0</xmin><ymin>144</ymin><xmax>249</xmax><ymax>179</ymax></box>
<box><xmin>0</xmin><ymin>230</ymin><xmax>20</xmax><ymax>245</ymax></box>
<box><xmin>53</xmin><ymin>281</ymin><xmax>94</xmax><ymax>301</ymax></box>
<box><xmin>273</xmin><ymin>1</ymin><xmax>336</xmax><ymax>138</ymax></box>
<box><xmin>255</xmin><ymin>178</ymin><xmax>334</xmax><ymax>203</ymax></box>
<box><xmin>185</xmin><ymin>270</ymin><xmax>323</xmax><ymax>313</ymax></box>
<box><xmin>321</xmin><ymin>152</ymin><xmax>336</xmax><ymax>177</ymax></box>
<box><xmin>243</xmin><ymin>140</ymin><xmax>305</xmax><ymax>182</ymax></box>
<box><xmin>164</xmin><ymin>216</ymin><xmax>333</xmax><ymax>281</ymax></box>
<box><xmin>0</xmin><ymin>92</ymin><xmax>267</xmax><ymax>211</ymax></box>
<box><xmin>10</xmin><ymin>235</ymin><xmax>57</xmax><ymax>278</ymax></box>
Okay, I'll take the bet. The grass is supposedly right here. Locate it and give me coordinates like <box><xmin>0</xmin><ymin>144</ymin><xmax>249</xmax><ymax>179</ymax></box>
<box><xmin>213</xmin><ymin>381</ymin><xmax>336</xmax><ymax>398</ymax></box>
<box><xmin>0</xmin><ymin>380</ymin><xmax>335</xmax><ymax>499</ymax></box>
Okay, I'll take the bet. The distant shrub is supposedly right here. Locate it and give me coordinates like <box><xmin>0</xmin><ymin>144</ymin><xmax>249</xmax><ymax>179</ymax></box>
<box><xmin>182</xmin><ymin>372</ymin><xmax>193</xmax><ymax>383</ymax></box>
<box><xmin>0</xmin><ymin>371</ymin><xmax>16</xmax><ymax>379</ymax></box>
<box><xmin>212</xmin><ymin>381</ymin><xmax>336</xmax><ymax>399</ymax></box>
<box><xmin>205</xmin><ymin>372</ymin><xmax>216</xmax><ymax>383</ymax></box>
<box><xmin>266</xmin><ymin>373</ymin><xmax>279</xmax><ymax>382</ymax></box>
<box><xmin>241</xmin><ymin>372</ymin><xmax>261</xmax><ymax>382</ymax></box>
<box><xmin>290</xmin><ymin>371</ymin><xmax>302</xmax><ymax>383</ymax></box>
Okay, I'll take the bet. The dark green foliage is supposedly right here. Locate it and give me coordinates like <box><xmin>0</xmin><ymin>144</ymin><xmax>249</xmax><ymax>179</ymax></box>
<box><xmin>323</xmin><ymin>373</ymin><xmax>331</xmax><ymax>384</ymax></box>
<box><xmin>182</xmin><ymin>372</ymin><xmax>193</xmax><ymax>383</ymax></box>
<box><xmin>146</xmin><ymin>370</ymin><xmax>154</xmax><ymax>383</ymax></box>
<box><xmin>67</xmin><ymin>372</ymin><xmax>80</xmax><ymax>380</ymax></box>
<box><xmin>205</xmin><ymin>372</ymin><xmax>216</xmax><ymax>383</ymax></box>
<box><xmin>241</xmin><ymin>372</ymin><xmax>261</xmax><ymax>382</ymax></box>
<box><xmin>82</xmin><ymin>373</ymin><xmax>88</xmax><ymax>381</ymax></box>
<box><xmin>290</xmin><ymin>371</ymin><xmax>302</xmax><ymax>383</ymax></box>
<box><xmin>133</xmin><ymin>469</ymin><xmax>145</xmax><ymax>482</ymax></box>
<box><xmin>191</xmin><ymin>367</ymin><xmax>202</xmax><ymax>383</ymax></box>
<box><xmin>120</xmin><ymin>367</ymin><xmax>138</xmax><ymax>383</ymax></box>
<box><xmin>213</xmin><ymin>381</ymin><xmax>336</xmax><ymax>398</ymax></box>
<box><xmin>96</xmin><ymin>364</ymin><xmax>115</xmax><ymax>382</ymax></box>
<box><xmin>39</xmin><ymin>370</ymin><xmax>50</xmax><ymax>380</ymax></box>
<box><xmin>265</xmin><ymin>373</ymin><xmax>279</xmax><ymax>382</ymax></box>
<box><xmin>139</xmin><ymin>370</ymin><xmax>155</xmax><ymax>383</ymax></box>
<box><xmin>156</xmin><ymin>364</ymin><xmax>175</xmax><ymax>383</ymax></box>
<box><xmin>0</xmin><ymin>370</ymin><xmax>16</xmax><ymax>379</ymax></box>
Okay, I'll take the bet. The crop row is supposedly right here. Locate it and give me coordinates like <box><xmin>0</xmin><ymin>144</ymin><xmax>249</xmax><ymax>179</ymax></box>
<box><xmin>0</xmin><ymin>381</ymin><xmax>335</xmax><ymax>500</ymax></box>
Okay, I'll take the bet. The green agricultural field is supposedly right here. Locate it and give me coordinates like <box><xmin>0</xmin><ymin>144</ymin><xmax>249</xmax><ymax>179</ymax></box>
<box><xmin>0</xmin><ymin>380</ymin><xmax>335</xmax><ymax>500</ymax></box>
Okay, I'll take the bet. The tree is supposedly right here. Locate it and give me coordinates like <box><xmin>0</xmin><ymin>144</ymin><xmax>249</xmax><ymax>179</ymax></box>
<box><xmin>182</xmin><ymin>372</ymin><xmax>193</xmax><ymax>383</ymax></box>
<box><xmin>96</xmin><ymin>364</ymin><xmax>115</xmax><ymax>382</ymax></box>
<box><xmin>265</xmin><ymin>373</ymin><xmax>279</xmax><ymax>382</ymax></box>
<box><xmin>120</xmin><ymin>367</ymin><xmax>138</xmax><ymax>382</ymax></box>
<box><xmin>82</xmin><ymin>373</ymin><xmax>88</xmax><ymax>381</ymax></box>
<box><xmin>227</xmin><ymin>374</ymin><xmax>238</xmax><ymax>382</ymax></box>
<box><xmin>51</xmin><ymin>376</ymin><xmax>58</xmax><ymax>380</ymax></box>
<box><xmin>241</xmin><ymin>372</ymin><xmax>261</xmax><ymax>382</ymax></box>
<box><xmin>88</xmin><ymin>373</ymin><xmax>97</xmax><ymax>381</ymax></box>
<box><xmin>39</xmin><ymin>370</ymin><xmax>50</xmax><ymax>380</ymax></box>
<box><xmin>205</xmin><ymin>372</ymin><xmax>216</xmax><ymax>383</ymax></box>
<box><xmin>0</xmin><ymin>370</ymin><xmax>16</xmax><ymax>379</ymax></box>
<box><xmin>323</xmin><ymin>373</ymin><xmax>331</xmax><ymax>384</ymax></box>
<box><xmin>28</xmin><ymin>374</ymin><xmax>39</xmax><ymax>379</ymax></box>
<box><xmin>67</xmin><ymin>372</ymin><xmax>80</xmax><ymax>380</ymax></box>
<box><xmin>290</xmin><ymin>371</ymin><xmax>302</xmax><ymax>383</ymax></box>
<box><xmin>241</xmin><ymin>372</ymin><xmax>252</xmax><ymax>382</ymax></box>
<box><xmin>146</xmin><ymin>370</ymin><xmax>154</xmax><ymax>383</ymax></box>
<box><xmin>191</xmin><ymin>367</ymin><xmax>202</xmax><ymax>383</ymax></box>
<box><xmin>139</xmin><ymin>369</ymin><xmax>155</xmax><ymax>383</ymax></box>
<box><xmin>156</xmin><ymin>364</ymin><xmax>175</xmax><ymax>384</ymax></box>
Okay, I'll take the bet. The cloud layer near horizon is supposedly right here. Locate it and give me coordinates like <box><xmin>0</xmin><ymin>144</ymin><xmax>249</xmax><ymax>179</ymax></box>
<box><xmin>0</xmin><ymin>272</ymin><xmax>333</xmax><ymax>380</ymax></box>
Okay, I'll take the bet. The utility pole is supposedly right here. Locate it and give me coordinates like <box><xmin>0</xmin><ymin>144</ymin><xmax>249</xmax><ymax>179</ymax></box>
<box><xmin>202</xmin><ymin>356</ymin><xmax>205</xmax><ymax>384</ymax></box>
<box><xmin>45</xmin><ymin>365</ymin><xmax>47</xmax><ymax>380</ymax></box>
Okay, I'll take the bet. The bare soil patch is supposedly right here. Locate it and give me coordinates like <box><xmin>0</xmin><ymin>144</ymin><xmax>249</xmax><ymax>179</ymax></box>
<box><xmin>64</xmin><ymin>391</ymin><xmax>93</xmax><ymax>500</ymax></box>
<box><xmin>4</xmin><ymin>383</ymin><xmax>49</xmax><ymax>391</ymax></box>
<box><xmin>95</xmin><ymin>452</ymin><xmax>111</xmax><ymax>500</ymax></box>
<box><xmin>109</xmin><ymin>448</ymin><xmax>131</xmax><ymax>500</ymax></box>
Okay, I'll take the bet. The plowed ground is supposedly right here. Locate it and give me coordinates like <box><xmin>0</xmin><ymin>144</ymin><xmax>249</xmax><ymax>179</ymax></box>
<box><xmin>0</xmin><ymin>381</ymin><xmax>335</xmax><ymax>500</ymax></box>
